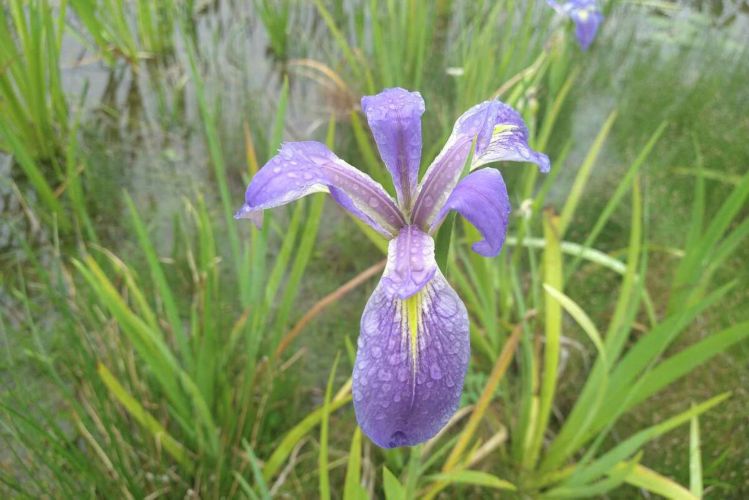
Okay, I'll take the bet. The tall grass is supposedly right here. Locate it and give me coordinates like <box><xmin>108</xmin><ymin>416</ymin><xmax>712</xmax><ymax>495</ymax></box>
<box><xmin>68</xmin><ymin>0</ymin><xmax>176</xmax><ymax>66</ymax></box>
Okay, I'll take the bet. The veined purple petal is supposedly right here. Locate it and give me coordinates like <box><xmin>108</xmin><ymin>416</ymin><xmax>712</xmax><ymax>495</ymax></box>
<box><xmin>235</xmin><ymin>141</ymin><xmax>405</xmax><ymax>237</ymax></box>
<box><xmin>412</xmin><ymin>101</ymin><xmax>548</xmax><ymax>228</ymax></box>
<box><xmin>381</xmin><ymin>225</ymin><xmax>438</xmax><ymax>300</ymax></box>
<box><xmin>361</xmin><ymin>88</ymin><xmax>425</xmax><ymax>210</ymax></box>
<box><xmin>431</xmin><ymin>168</ymin><xmax>511</xmax><ymax>257</ymax></box>
<box><xmin>470</xmin><ymin>101</ymin><xmax>550</xmax><ymax>173</ymax></box>
<box><xmin>353</xmin><ymin>230</ymin><xmax>469</xmax><ymax>447</ymax></box>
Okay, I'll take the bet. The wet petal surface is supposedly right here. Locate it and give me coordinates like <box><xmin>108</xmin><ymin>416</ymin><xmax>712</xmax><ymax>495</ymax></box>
<box><xmin>235</xmin><ymin>141</ymin><xmax>405</xmax><ymax>236</ymax></box>
<box><xmin>353</xmin><ymin>229</ymin><xmax>469</xmax><ymax>448</ymax></box>
<box><xmin>412</xmin><ymin>100</ymin><xmax>548</xmax><ymax>228</ymax></box>
<box><xmin>431</xmin><ymin>168</ymin><xmax>511</xmax><ymax>257</ymax></box>
<box><xmin>361</xmin><ymin>88</ymin><xmax>425</xmax><ymax>210</ymax></box>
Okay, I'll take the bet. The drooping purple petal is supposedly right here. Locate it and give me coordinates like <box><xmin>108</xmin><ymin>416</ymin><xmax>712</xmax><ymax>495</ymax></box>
<box><xmin>412</xmin><ymin>101</ymin><xmax>548</xmax><ymax>228</ymax></box>
<box><xmin>361</xmin><ymin>88</ymin><xmax>425</xmax><ymax>210</ymax></box>
<box><xmin>353</xmin><ymin>229</ymin><xmax>469</xmax><ymax>447</ymax></box>
<box><xmin>235</xmin><ymin>141</ymin><xmax>405</xmax><ymax>237</ymax></box>
<box><xmin>430</xmin><ymin>168</ymin><xmax>511</xmax><ymax>257</ymax></box>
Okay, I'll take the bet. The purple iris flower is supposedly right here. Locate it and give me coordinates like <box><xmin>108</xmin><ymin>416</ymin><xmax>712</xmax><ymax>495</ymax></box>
<box><xmin>236</xmin><ymin>88</ymin><xmax>549</xmax><ymax>448</ymax></box>
<box><xmin>548</xmin><ymin>0</ymin><xmax>604</xmax><ymax>50</ymax></box>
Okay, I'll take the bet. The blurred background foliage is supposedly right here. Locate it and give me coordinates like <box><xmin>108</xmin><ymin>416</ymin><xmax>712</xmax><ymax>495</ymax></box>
<box><xmin>1</xmin><ymin>0</ymin><xmax>748</xmax><ymax>498</ymax></box>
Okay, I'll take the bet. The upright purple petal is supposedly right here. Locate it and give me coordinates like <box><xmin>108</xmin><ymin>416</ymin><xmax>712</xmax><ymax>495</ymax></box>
<box><xmin>470</xmin><ymin>101</ymin><xmax>550</xmax><ymax>173</ymax></box>
<box><xmin>353</xmin><ymin>228</ymin><xmax>469</xmax><ymax>447</ymax></box>
<box><xmin>431</xmin><ymin>168</ymin><xmax>511</xmax><ymax>257</ymax></box>
<box><xmin>412</xmin><ymin>101</ymin><xmax>548</xmax><ymax>228</ymax></box>
<box><xmin>361</xmin><ymin>88</ymin><xmax>425</xmax><ymax>210</ymax></box>
<box><xmin>235</xmin><ymin>141</ymin><xmax>405</xmax><ymax>237</ymax></box>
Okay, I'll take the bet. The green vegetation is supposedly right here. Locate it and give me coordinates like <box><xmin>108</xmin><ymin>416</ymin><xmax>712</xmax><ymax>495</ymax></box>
<box><xmin>1</xmin><ymin>0</ymin><xmax>747</xmax><ymax>498</ymax></box>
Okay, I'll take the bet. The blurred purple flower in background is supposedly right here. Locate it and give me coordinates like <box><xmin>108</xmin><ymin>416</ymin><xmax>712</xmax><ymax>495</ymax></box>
<box><xmin>548</xmin><ymin>0</ymin><xmax>604</xmax><ymax>50</ymax></box>
<box><xmin>236</xmin><ymin>88</ymin><xmax>549</xmax><ymax>448</ymax></box>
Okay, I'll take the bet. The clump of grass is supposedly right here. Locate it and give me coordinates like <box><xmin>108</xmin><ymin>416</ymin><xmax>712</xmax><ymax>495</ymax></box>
<box><xmin>68</xmin><ymin>0</ymin><xmax>177</xmax><ymax>66</ymax></box>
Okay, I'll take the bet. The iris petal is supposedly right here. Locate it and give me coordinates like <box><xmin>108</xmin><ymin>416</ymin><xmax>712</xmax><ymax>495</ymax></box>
<box><xmin>381</xmin><ymin>225</ymin><xmax>437</xmax><ymax>300</ymax></box>
<box><xmin>470</xmin><ymin>101</ymin><xmax>551</xmax><ymax>174</ymax></box>
<box><xmin>570</xmin><ymin>6</ymin><xmax>603</xmax><ymax>50</ymax></box>
<box><xmin>431</xmin><ymin>168</ymin><xmax>511</xmax><ymax>257</ymax></box>
<box><xmin>235</xmin><ymin>141</ymin><xmax>405</xmax><ymax>237</ymax></box>
<box><xmin>361</xmin><ymin>88</ymin><xmax>425</xmax><ymax>210</ymax></box>
<box><xmin>412</xmin><ymin>100</ymin><xmax>548</xmax><ymax>228</ymax></box>
<box><xmin>353</xmin><ymin>227</ymin><xmax>469</xmax><ymax>448</ymax></box>
<box><xmin>548</xmin><ymin>0</ymin><xmax>603</xmax><ymax>50</ymax></box>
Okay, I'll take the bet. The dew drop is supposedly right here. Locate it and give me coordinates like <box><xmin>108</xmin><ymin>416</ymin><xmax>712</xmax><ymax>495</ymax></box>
<box><xmin>378</xmin><ymin>368</ymin><xmax>392</xmax><ymax>381</ymax></box>
<box><xmin>429</xmin><ymin>364</ymin><xmax>443</xmax><ymax>380</ymax></box>
<box><xmin>353</xmin><ymin>387</ymin><xmax>363</xmax><ymax>402</ymax></box>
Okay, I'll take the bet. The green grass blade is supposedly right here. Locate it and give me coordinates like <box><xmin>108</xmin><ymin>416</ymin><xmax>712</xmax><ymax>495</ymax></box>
<box><xmin>319</xmin><ymin>353</ymin><xmax>340</xmax><ymax>500</ymax></box>
<box><xmin>429</xmin><ymin>471</ymin><xmax>516</xmax><ymax>491</ymax></box>
<box><xmin>383</xmin><ymin>466</ymin><xmax>406</xmax><ymax>500</ymax></box>
<box><xmin>526</xmin><ymin>209</ymin><xmax>563</xmax><ymax>468</ymax></box>
<box><xmin>626</xmin><ymin>321</ymin><xmax>749</xmax><ymax>410</ymax></box>
<box><xmin>97</xmin><ymin>363</ymin><xmax>193</xmax><ymax>470</ymax></box>
<box><xmin>558</xmin><ymin>110</ymin><xmax>618</xmax><ymax>236</ymax></box>
<box><xmin>343</xmin><ymin>428</ymin><xmax>366</xmax><ymax>500</ymax></box>
<box><xmin>263</xmin><ymin>383</ymin><xmax>352</xmax><ymax>481</ymax></box>
<box><xmin>689</xmin><ymin>411</ymin><xmax>703</xmax><ymax>498</ymax></box>
<box><xmin>565</xmin><ymin>393</ymin><xmax>729</xmax><ymax>487</ymax></box>
<box><xmin>623</xmin><ymin>464</ymin><xmax>697</xmax><ymax>500</ymax></box>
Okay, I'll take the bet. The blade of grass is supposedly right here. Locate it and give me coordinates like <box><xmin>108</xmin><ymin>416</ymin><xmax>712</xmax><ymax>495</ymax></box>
<box><xmin>383</xmin><ymin>466</ymin><xmax>406</xmax><ymax>500</ymax></box>
<box><xmin>429</xmin><ymin>470</ymin><xmax>516</xmax><ymax>491</ymax></box>
<box><xmin>624</xmin><ymin>464</ymin><xmax>697</xmax><ymax>500</ymax></box>
<box><xmin>97</xmin><ymin>363</ymin><xmax>193</xmax><ymax>470</ymax></box>
<box><xmin>343</xmin><ymin>428</ymin><xmax>366</xmax><ymax>500</ymax></box>
<box><xmin>558</xmin><ymin>110</ymin><xmax>618</xmax><ymax>237</ymax></box>
<box><xmin>319</xmin><ymin>353</ymin><xmax>340</xmax><ymax>500</ymax></box>
<box><xmin>689</xmin><ymin>410</ymin><xmax>702</xmax><ymax>498</ymax></box>
<box><xmin>525</xmin><ymin>209</ymin><xmax>563</xmax><ymax>468</ymax></box>
<box><xmin>263</xmin><ymin>379</ymin><xmax>352</xmax><ymax>481</ymax></box>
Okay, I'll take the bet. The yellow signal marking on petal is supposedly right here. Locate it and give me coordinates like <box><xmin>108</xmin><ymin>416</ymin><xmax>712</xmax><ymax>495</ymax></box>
<box><xmin>404</xmin><ymin>292</ymin><xmax>421</xmax><ymax>368</ymax></box>
<box><xmin>578</xmin><ymin>9</ymin><xmax>590</xmax><ymax>21</ymax></box>
<box><xmin>492</xmin><ymin>124</ymin><xmax>517</xmax><ymax>140</ymax></box>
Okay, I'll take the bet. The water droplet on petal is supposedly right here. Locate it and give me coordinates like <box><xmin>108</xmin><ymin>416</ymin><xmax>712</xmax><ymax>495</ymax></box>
<box><xmin>430</xmin><ymin>364</ymin><xmax>443</xmax><ymax>380</ymax></box>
